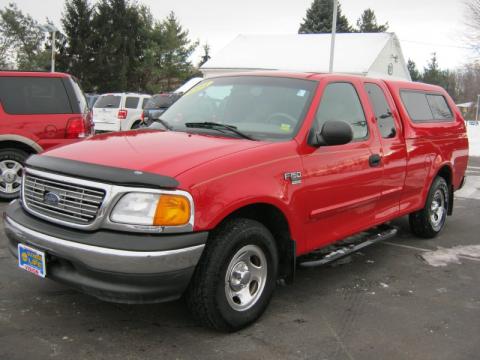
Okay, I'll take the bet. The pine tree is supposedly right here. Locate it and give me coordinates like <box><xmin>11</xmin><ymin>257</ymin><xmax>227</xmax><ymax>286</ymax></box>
<box><xmin>299</xmin><ymin>0</ymin><xmax>352</xmax><ymax>34</ymax></box>
<box><xmin>407</xmin><ymin>59</ymin><xmax>421</xmax><ymax>82</ymax></box>
<box><xmin>198</xmin><ymin>43</ymin><xmax>211</xmax><ymax>67</ymax></box>
<box><xmin>422</xmin><ymin>53</ymin><xmax>443</xmax><ymax>85</ymax></box>
<box><xmin>89</xmin><ymin>0</ymin><xmax>152</xmax><ymax>92</ymax></box>
<box><xmin>61</xmin><ymin>0</ymin><xmax>95</xmax><ymax>89</ymax></box>
<box><xmin>356</xmin><ymin>9</ymin><xmax>388</xmax><ymax>32</ymax></box>
<box><xmin>157</xmin><ymin>12</ymin><xmax>198</xmax><ymax>90</ymax></box>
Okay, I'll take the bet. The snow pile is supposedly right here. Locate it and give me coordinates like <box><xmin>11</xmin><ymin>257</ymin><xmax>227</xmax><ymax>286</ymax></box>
<box><xmin>467</xmin><ymin>122</ymin><xmax>480</xmax><ymax>157</ymax></box>
<box><xmin>420</xmin><ymin>245</ymin><xmax>480</xmax><ymax>267</ymax></box>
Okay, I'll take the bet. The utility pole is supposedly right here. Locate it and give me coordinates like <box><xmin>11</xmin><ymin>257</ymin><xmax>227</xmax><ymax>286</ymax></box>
<box><xmin>476</xmin><ymin>94</ymin><xmax>480</xmax><ymax>122</ymax></box>
<box><xmin>329</xmin><ymin>0</ymin><xmax>338</xmax><ymax>73</ymax></box>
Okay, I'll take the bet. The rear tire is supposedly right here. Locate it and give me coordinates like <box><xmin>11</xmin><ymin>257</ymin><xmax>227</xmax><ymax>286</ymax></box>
<box><xmin>409</xmin><ymin>176</ymin><xmax>449</xmax><ymax>238</ymax></box>
<box><xmin>131</xmin><ymin>121</ymin><xmax>142</xmax><ymax>129</ymax></box>
<box><xmin>0</xmin><ymin>148</ymin><xmax>28</xmax><ymax>200</ymax></box>
<box><xmin>186</xmin><ymin>218</ymin><xmax>278</xmax><ymax>332</ymax></box>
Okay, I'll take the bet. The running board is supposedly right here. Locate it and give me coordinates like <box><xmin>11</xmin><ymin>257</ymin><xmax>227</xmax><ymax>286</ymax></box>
<box><xmin>298</xmin><ymin>225</ymin><xmax>398</xmax><ymax>268</ymax></box>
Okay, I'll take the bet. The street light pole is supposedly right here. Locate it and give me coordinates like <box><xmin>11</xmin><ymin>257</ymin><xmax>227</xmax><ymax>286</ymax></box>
<box><xmin>38</xmin><ymin>24</ymin><xmax>59</xmax><ymax>72</ymax></box>
<box><xmin>329</xmin><ymin>0</ymin><xmax>338</xmax><ymax>73</ymax></box>
<box><xmin>51</xmin><ymin>29</ymin><xmax>56</xmax><ymax>72</ymax></box>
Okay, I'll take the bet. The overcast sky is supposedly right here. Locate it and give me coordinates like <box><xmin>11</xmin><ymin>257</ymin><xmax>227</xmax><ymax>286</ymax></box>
<box><xmin>2</xmin><ymin>0</ymin><xmax>477</xmax><ymax>69</ymax></box>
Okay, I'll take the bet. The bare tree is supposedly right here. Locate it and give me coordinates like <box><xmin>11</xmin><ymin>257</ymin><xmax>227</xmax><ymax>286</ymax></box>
<box><xmin>465</xmin><ymin>0</ymin><xmax>480</xmax><ymax>50</ymax></box>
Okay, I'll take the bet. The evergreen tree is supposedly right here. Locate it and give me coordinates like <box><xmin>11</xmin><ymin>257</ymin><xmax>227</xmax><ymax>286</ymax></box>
<box><xmin>90</xmin><ymin>0</ymin><xmax>152</xmax><ymax>92</ymax></box>
<box><xmin>422</xmin><ymin>53</ymin><xmax>443</xmax><ymax>85</ymax></box>
<box><xmin>198</xmin><ymin>43</ymin><xmax>211</xmax><ymax>67</ymax></box>
<box><xmin>157</xmin><ymin>12</ymin><xmax>198</xmax><ymax>90</ymax></box>
<box><xmin>356</xmin><ymin>9</ymin><xmax>388</xmax><ymax>32</ymax></box>
<box><xmin>407</xmin><ymin>59</ymin><xmax>421</xmax><ymax>82</ymax></box>
<box><xmin>299</xmin><ymin>0</ymin><xmax>352</xmax><ymax>34</ymax></box>
<box><xmin>61</xmin><ymin>0</ymin><xmax>95</xmax><ymax>89</ymax></box>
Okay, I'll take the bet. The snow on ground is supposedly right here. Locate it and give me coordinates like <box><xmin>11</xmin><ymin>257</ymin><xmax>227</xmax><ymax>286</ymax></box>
<box><xmin>466</xmin><ymin>122</ymin><xmax>480</xmax><ymax>157</ymax></box>
<box><xmin>420</xmin><ymin>245</ymin><xmax>480</xmax><ymax>267</ymax></box>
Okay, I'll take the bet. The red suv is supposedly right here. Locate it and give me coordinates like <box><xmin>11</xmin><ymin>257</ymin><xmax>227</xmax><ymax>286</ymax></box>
<box><xmin>0</xmin><ymin>71</ymin><xmax>93</xmax><ymax>199</ymax></box>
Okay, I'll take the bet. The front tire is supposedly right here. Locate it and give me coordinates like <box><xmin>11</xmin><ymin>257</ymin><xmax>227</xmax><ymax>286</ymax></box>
<box><xmin>409</xmin><ymin>176</ymin><xmax>449</xmax><ymax>238</ymax></box>
<box><xmin>186</xmin><ymin>218</ymin><xmax>278</xmax><ymax>331</ymax></box>
<box><xmin>0</xmin><ymin>148</ymin><xmax>28</xmax><ymax>200</ymax></box>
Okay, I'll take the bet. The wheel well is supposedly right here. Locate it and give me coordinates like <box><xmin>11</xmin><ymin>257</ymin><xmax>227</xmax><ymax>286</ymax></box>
<box><xmin>219</xmin><ymin>203</ymin><xmax>296</xmax><ymax>283</ymax></box>
<box><xmin>436</xmin><ymin>165</ymin><xmax>454</xmax><ymax>215</ymax></box>
<box><xmin>0</xmin><ymin>141</ymin><xmax>37</xmax><ymax>155</ymax></box>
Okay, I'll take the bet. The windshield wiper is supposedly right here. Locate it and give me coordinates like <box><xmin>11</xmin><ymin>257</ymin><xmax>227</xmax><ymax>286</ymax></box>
<box><xmin>184</xmin><ymin>122</ymin><xmax>255</xmax><ymax>140</ymax></box>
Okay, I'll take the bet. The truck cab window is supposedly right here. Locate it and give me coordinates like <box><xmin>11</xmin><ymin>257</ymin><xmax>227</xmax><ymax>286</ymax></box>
<box><xmin>365</xmin><ymin>83</ymin><xmax>396</xmax><ymax>139</ymax></box>
<box><xmin>315</xmin><ymin>83</ymin><xmax>368</xmax><ymax>140</ymax></box>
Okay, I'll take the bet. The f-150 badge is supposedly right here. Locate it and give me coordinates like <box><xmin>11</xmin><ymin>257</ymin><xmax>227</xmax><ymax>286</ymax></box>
<box><xmin>284</xmin><ymin>172</ymin><xmax>302</xmax><ymax>185</ymax></box>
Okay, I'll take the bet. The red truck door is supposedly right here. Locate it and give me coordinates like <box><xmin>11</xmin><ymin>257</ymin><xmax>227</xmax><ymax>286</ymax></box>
<box><xmin>299</xmin><ymin>79</ymin><xmax>384</xmax><ymax>252</ymax></box>
<box><xmin>363</xmin><ymin>81</ymin><xmax>407</xmax><ymax>221</ymax></box>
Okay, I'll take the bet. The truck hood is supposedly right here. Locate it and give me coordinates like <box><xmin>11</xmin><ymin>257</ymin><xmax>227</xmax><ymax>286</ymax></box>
<box><xmin>43</xmin><ymin>130</ymin><xmax>267</xmax><ymax>179</ymax></box>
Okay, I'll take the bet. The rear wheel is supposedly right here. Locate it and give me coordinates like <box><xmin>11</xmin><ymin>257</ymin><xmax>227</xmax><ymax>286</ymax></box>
<box><xmin>0</xmin><ymin>149</ymin><xmax>28</xmax><ymax>200</ymax></box>
<box><xmin>131</xmin><ymin>120</ymin><xmax>142</xmax><ymax>129</ymax></box>
<box><xmin>409</xmin><ymin>176</ymin><xmax>449</xmax><ymax>238</ymax></box>
<box><xmin>186</xmin><ymin>218</ymin><xmax>278</xmax><ymax>331</ymax></box>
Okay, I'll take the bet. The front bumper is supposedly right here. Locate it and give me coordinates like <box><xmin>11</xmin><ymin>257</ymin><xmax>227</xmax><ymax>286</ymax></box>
<box><xmin>4</xmin><ymin>201</ymin><xmax>207</xmax><ymax>304</ymax></box>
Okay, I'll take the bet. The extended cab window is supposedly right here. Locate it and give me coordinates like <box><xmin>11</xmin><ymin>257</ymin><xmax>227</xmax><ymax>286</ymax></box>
<box><xmin>315</xmin><ymin>83</ymin><xmax>368</xmax><ymax>140</ymax></box>
<box><xmin>0</xmin><ymin>77</ymin><xmax>73</xmax><ymax>114</ymax></box>
<box><xmin>125</xmin><ymin>96</ymin><xmax>140</xmax><ymax>109</ymax></box>
<box><xmin>365</xmin><ymin>83</ymin><xmax>396</xmax><ymax>139</ymax></box>
<box><xmin>400</xmin><ymin>91</ymin><xmax>453</xmax><ymax>122</ymax></box>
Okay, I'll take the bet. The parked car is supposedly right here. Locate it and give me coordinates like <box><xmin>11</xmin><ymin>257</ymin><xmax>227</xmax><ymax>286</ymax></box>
<box><xmin>92</xmin><ymin>92</ymin><xmax>151</xmax><ymax>132</ymax></box>
<box><xmin>4</xmin><ymin>73</ymin><xmax>468</xmax><ymax>331</ymax></box>
<box><xmin>142</xmin><ymin>93</ymin><xmax>182</xmax><ymax>125</ymax></box>
<box><xmin>0</xmin><ymin>71</ymin><xmax>93</xmax><ymax>200</ymax></box>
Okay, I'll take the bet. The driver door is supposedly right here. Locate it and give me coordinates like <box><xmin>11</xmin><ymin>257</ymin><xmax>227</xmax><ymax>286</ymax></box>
<box><xmin>299</xmin><ymin>80</ymin><xmax>384</xmax><ymax>252</ymax></box>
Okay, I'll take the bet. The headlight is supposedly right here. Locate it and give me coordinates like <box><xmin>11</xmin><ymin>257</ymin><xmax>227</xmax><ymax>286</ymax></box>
<box><xmin>110</xmin><ymin>192</ymin><xmax>191</xmax><ymax>227</ymax></box>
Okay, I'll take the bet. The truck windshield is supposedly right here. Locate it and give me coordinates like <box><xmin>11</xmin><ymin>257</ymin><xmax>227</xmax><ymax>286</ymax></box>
<box><xmin>159</xmin><ymin>76</ymin><xmax>316</xmax><ymax>141</ymax></box>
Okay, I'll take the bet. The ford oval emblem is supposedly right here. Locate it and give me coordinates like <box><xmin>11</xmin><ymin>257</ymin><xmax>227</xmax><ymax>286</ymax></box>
<box><xmin>44</xmin><ymin>191</ymin><xmax>60</xmax><ymax>206</ymax></box>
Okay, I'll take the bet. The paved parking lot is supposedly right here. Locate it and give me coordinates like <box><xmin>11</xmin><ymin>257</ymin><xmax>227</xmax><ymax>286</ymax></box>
<box><xmin>1</xmin><ymin>159</ymin><xmax>479</xmax><ymax>360</ymax></box>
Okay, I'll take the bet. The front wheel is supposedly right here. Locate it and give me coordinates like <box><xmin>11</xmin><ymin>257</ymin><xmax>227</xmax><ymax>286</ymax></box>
<box><xmin>0</xmin><ymin>149</ymin><xmax>28</xmax><ymax>200</ymax></box>
<box><xmin>409</xmin><ymin>176</ymin><xmax>449</xmax><ymax>238</ymax></box>
<box><xmin>186</xmin><ymin>218</ymin><xmax>278</xmax><ymax>331</ymax></box>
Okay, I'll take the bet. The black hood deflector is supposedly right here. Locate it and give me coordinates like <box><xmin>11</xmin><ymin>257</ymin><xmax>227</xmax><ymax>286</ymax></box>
<box><xmin>26</xmin><ymin>155</ymin><xmax>179</xmax><ymax>189</ymax></box>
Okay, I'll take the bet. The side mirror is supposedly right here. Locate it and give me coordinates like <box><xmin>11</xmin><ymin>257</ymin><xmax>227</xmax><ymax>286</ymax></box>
<box><xmin>308</xmin><ymin>121</ymin><xmax>353</xmax><ymax>147</ymax></box>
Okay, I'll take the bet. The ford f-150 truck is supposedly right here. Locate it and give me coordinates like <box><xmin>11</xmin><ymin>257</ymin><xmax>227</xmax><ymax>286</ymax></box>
<box><xmin>4</xmin><ymin>73</ymin><xmax>469</xmax><ymax>331</ymax></box>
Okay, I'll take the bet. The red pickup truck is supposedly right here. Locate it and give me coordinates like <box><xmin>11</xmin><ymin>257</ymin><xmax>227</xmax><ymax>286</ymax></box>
<box><xmin>4</xmin><ymin>73</ymin><xmax>468</xmax><ymax>331</ymax></box>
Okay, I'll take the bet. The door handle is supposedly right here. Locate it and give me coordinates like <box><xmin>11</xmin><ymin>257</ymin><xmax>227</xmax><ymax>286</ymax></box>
<box><xmin>369</xmin><ymin>154</ymin><xmax>382</xmax><ymax>167</ymax></box>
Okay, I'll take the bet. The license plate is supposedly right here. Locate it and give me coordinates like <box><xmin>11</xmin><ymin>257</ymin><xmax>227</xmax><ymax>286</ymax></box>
<box><xmin>18</xmin><ymin>243</ymin><xmax>46</xmax><ymax>278</ymax></box>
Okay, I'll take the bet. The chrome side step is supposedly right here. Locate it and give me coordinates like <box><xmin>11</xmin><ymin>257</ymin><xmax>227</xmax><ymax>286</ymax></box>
<box><xmin>298</xmin><ymin>225</ymin><xmax>398</xmax><ymax>268</ymax></box>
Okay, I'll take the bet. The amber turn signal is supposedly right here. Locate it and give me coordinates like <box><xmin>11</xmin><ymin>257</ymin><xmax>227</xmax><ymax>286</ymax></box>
<box><xmin>153</xmin><ymin>195</ymin><xmax>191</xmax><ymax>226</ymax></box>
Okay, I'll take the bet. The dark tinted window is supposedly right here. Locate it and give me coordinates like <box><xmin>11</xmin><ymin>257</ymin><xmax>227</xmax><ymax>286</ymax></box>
<box><xmin>94</xmin><ymin>95</ymin><xmax>121</xmax><ymax>108</ymax></box>
<box><xmin>400</xmin><ymin>91</ymin><xmax>453</xmax><ymax>122</ymax></box>
<box><xmin>125</xmin><ymin>96</ymin><xmax>139</xmax><ymax>109</ymax></box>
<box><xmin>70</xmin><ymin>77</ymin><xmax>88</xmax><ymax>113</ymax></box>
<box><xmin>0</xmin><ymin>76</ymin><xmax>72</xmax><ymax>114</ymax></box>
<box><xmin>365</xmin><ymin>83</ymin><xmax>396</xmax><ymax>139</ymax></box>
<box><xmin>426</xmin><ymin>94</ymin><xmax>453</xmax><ymax>120</ymax></box>
<box><xmin>315</xmin><ymin>83</ymin><xmax>368</xmax><ymax>140</ymax></box>
<box><xmin>142</xmin><ymin>98</ymin><xmax>149</xmax><ymax>109</ymax></box>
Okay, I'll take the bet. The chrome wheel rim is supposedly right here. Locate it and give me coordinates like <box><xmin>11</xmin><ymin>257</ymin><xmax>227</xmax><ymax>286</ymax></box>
<box><xmin>0</xmin><ymin>160</ymin><xmax>23</xmax><ymax>194</ymax></box>
<box><xmin>225</xmin><ymin>244</ymin><xmax>267</xmax><ymax>312</ymax></box>
<box><xmin>430</xmin><ymin>189</ymin><xmax>446</xmax><ymax>231</ymax></box>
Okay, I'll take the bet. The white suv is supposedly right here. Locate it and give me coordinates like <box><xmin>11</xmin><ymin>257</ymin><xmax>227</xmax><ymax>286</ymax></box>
<box><xmin>93</xmin><ymin>93</ymin><xmax>151</xmax><ymax>132</ymax></box>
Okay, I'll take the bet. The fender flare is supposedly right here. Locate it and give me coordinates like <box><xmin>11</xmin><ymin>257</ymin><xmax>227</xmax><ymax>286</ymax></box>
<box><xmin>0</xmin><ymin>135</ymin><xmax>42</xmax><ymax>153</ymax></box>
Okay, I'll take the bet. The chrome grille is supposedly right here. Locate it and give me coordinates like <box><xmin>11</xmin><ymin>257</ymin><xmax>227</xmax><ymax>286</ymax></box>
<box><xmin>23</xmin><ymin>173</ymin><xmax>105</xmax><ymax>224</ymax></box>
